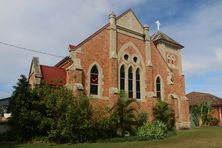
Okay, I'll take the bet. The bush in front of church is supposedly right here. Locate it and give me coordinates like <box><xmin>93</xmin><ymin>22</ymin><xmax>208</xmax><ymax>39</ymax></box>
<box><xmin>153</xmin><ymin>100</ymin><xmax>175</xmax><ymax>131</ymax></box>
<box><xmin>137</xmin><ymin>120</ymin><xmax>167</xmax><ymax>139</ymax></box>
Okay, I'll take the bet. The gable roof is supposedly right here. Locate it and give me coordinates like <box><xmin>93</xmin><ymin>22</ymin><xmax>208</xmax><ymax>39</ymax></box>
<box><xmin>116</xmin><ymin>9</ymin><xmax>144</xmax><ymax>33</ymax></box>
<box><xmin>40</xmin><ymin>65</ymin><xmax>66</xmax><ymax>86</ymax></box>
<box><xmin>116</xmin><ymin>9</ymin><xmax>143</xmax><ymax>28</ymax></box>
<box><xmin>70</xmin><ymin>9</ymin><xmax>143</xmax><ymax>51</ymax></box>
<box><xmin>186</xmin><ymin>92</ymin><xmax>222</xmax><ymax>106</ymax></box>
<box><xmin>54</xmin><ymin>56</ymin><xmax>71</xmax><ymax>67</ymax></box>
<box><xmin>151</xmin><ymin>31</ymin><xmax>184</xmax><ymax>49</ymax></box>
<box><xmin>29</xmin><ymin>57</ymin><xmax>42</xmax><ymax>78</ymax></box>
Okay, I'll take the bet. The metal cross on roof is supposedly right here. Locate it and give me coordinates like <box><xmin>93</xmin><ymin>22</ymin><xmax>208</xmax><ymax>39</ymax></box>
<box><xmin>155</xmin><ymin>20</ymin><xmax>160</xmax><ymax>31</ymax></box>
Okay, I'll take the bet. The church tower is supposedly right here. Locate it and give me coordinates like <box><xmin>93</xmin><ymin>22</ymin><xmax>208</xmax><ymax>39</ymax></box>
<box><xmin>151</xmin><ymin>31</ymin><xmax>184</xmax><ymax>75</ymax></box>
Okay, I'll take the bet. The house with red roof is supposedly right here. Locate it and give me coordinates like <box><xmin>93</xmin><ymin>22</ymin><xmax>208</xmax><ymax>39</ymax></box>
<box><xmin>28</xmin><ymin>9</ymin><xmax>190</xmax><ymax>129</ymax></box>
<box><xmin>187</xmin><ymin>92</ymin><xmax>222</xmax><ymax>126</ymax></box>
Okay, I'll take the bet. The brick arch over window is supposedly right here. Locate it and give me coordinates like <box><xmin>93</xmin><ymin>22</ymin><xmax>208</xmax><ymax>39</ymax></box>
<box><xmin>90</xmin><ymin>65</ymin><xmax>99</xmax><ymax>95</ymax></box>
<box><xmin>87</xmin><ymin>62</ymin><xmax>104</xmax><ymax>98</ymax></box>
<box><xmin>117</xmin><ymin>41</ymin><xmax>145</xmax><ymax>69</ymax></box>
<box><xmin>154</xmin><ymin>75</ymin><xmax>164</xmax><ymax>100</ymax></box>
<box><xmin>118</xmin><ymin>42</ymin><xmax>146</xmax><ymax>100</ymax></box>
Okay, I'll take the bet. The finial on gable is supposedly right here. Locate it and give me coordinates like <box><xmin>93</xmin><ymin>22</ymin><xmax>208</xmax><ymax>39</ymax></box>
<box><xmin>155</xmin><ymin>20</ymin><xmax>161</xmax><ymax>31</ymax></box>
<box><xmin>109</xmin><ymin>11</ymin><xmax>116</xmax><ymax>19</ymax></box>
<box><xmin>109</xmin><ymin>11</ymin><xmax>116</xmax><ymax>26</ymax></box>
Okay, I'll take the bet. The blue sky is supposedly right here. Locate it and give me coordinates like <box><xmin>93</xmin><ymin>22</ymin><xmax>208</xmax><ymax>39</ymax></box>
<box><xmin>0</xmin><ymin>0</ymin><xmax>222</xmax><ymax>98</ymax></box>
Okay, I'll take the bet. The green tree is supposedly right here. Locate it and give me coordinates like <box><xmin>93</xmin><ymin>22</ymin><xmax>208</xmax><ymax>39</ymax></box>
<box><xmin>31</xmin><ymin>85</ymin><xmax>76</xmax><ymax>142</ymax></box>
<box><xmin>8</xmin><ymin>75</ymin><xmax>34</xmax><ymax>140</ymax></box>
<box><xmin>110</xmin><ymin>91</ymin><xmax>139</xmax><ymax>137</ymax></box>
<box><xmin>31</xmin><ymin>85</ymin><xmax>94</xmax><ymax>143</ymax></box>
<box><xmin>63</xmin><ymin>95</ymin><xmax>93</xmax><ymax>142</ymax></box>
<box><xmin>153</xmin><ymin>100</ymin><xmax>175</xmax><ymax>131</ymax></box>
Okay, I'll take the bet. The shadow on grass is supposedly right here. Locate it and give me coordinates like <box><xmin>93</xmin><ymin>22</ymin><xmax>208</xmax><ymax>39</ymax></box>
<box><xmin>0</xmin><ymin>142</ymin><xmax>17</xmax><ymax>148</ymax></box>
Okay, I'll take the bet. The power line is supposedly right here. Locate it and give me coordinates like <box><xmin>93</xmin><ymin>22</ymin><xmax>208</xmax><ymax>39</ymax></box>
<box><xmin>0</xmin><ymin>41</ymin><xmax>65</xmax><ymax>58</ymax></box>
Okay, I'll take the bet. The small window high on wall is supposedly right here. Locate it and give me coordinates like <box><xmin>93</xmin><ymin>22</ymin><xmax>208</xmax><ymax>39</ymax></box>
<box><xmin>120</xmin><ymin>65</ymin><xmax>125</xmax><ymax>90</ymax></box>
<box><xmin>156</xmin><ymin>77</ymin><xmax>161</xmax><ymax>99</ymax></box>
<box><xmin>128</xmin><ymin>66</ymin><xmax>133</xmax><ymax>98</ymax></box>
<box><xmin>90</xmin><ymin>65</ymin><xmax>98</xmax><ymax>95</ymax></box>
<box><xmin>136</xmin><ymin>68</ymin><xmax>140</xmax><ymax>99</ymax></box>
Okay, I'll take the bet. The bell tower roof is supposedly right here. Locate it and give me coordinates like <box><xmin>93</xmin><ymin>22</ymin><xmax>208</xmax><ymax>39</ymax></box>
<box><xmin>151</xmin><ymin>31</ymin><xmax>184</xmax><ymax>49</ymax></box>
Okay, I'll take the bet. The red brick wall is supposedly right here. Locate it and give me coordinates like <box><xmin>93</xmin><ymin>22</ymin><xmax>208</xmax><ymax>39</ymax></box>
<box><xmin>66</xmin><ymin>27</ymin><xmax>189</xmax><ymax>128</ymax></box>
<box><xmin>76</xmin><ymin>28</ymin><xmax>110</xmax><ymax>97</ymax></box>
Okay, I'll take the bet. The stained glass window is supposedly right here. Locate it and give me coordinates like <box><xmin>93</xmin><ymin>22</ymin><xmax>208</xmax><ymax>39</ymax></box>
<box><xmin>136</xmin><ymin>68</ymin><xmax>140</xmax><ymax>99</ymax></box>
<box><xmin>128</xmin><ymin>67</ymin><xmax>133</xmax><ymax>98</ymax></box>
<box><xmin>156</xmin><ymin>77</ymin><xmax>161</xmax><ymax>99</ymax></box>
<box><xmin>120</xmin><ymin>65</ymin><xmax>125</xmax><ymax>90</ymax></box>
<box><xmin>90</xmin><ymin>65</ymin><xmax>98</xmax><ymax>95</ymax></box>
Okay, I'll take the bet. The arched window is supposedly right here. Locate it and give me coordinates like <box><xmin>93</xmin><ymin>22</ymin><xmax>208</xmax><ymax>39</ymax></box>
<box><xmin>120</xmin><ymin>65</ymin><xmax>125</xmax><ymax>90</ymax></box>
<box><xmin>156</xmin><ymin>77</ymin><xmax>161</xmax><ymax>99</ymax></box>
<box><xmin>90</xmin><ymin>65</ymin><xmax>98</xmax><ymax>95</ymax></box>
<box><xmin>128</xmin><ymin>66</ymin><xmax>133</xmax><ymax>98</ymax></box>
<box><xmin>136</xmin><ymin>68</ymin><xmax>140</xmax><ymax>99</ymax></box>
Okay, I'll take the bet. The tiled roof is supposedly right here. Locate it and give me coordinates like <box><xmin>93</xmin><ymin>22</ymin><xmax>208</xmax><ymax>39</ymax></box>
<box><xmin>186</xmin><ymin>92</ymin><xmax>222</xmax><ymax>106</ymax></box>
<box><xmin>151</xmin><ymin>31</ymin><xmax>184</xmax><ymax>48</ymax></box>
<box><xmin>40</xmin><ymin>65</ymin><xmax>66</xmax><ymax>86</ymax></box>
<box><xmin>54</xmin><ymin>56</ymin><xmax>71</xmax><ymax>67</ymax></box>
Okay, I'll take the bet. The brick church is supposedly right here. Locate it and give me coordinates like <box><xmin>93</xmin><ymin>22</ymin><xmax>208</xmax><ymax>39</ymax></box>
<box><xmin>28</xmin><ymin>9</ymin><xmax>190</xmax><ymax>129</ymax></box>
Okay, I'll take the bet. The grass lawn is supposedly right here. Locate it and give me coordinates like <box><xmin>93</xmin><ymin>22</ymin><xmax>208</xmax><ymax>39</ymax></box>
<box><xmin>1</xmin><ymin>127</ymin><xmax>222</xmax><ymax>148</ymax></box>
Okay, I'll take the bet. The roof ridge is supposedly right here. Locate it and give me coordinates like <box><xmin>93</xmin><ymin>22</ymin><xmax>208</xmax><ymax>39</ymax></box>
<box><xmin>54</xmin><ymin>56</ymin><xmax>70</xmax><ymax>67</ymax></box>
<box><xmin>40</xmin><ymin>64</ymin><xmax>65</xmax><ymax>70</ymax></box>
<box><xmin>151</xmin><ymin>31</ymin><xmax>184</xmax><ymax>48</ymax></box>
<box><xmin>187</xmin><ymin>91</ymin><xmax>222</xmax><ymax>102</ymax></box>
<box><xmin>188</xmin><ymin>91</ymin><xmax>217</xmax><ymax>96</ymax></box>
<box><xmin>116</xmin><ymin>8</ymin><xmax>143</xmax><ymax>28</ymax></box>
<box><xmin>70</xmin><ymin>9</ymin><xmax>143</xmax><ymax>51</ymax></box>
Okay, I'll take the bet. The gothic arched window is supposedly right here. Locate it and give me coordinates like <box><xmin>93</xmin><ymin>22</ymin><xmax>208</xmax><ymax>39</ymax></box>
<box><xmin>128</xmin><ymin>66</ymin><xmax>133</xmax><ymax>98</ymax></box>
<box><xmin>136</xmin><ymin>68</ymin><xmax>140</xmax><ymax>99</ymax></box>
<box><xmin>156</xmin><ymin>77</ymin><xmax>161</xmax><ymax>99</ymax></box>
<box><xmin>90</xmin><ymin>65</ymin><xmax>98</xmax><ymax>95</ymax></box>
<box><xmin>120</xmin><ymin>65</ymin><xmax>125</xmax><ymax>90</ymax></box>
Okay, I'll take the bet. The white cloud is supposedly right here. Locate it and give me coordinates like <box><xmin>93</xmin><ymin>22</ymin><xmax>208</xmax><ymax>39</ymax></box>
<box><xmin>0</xmin><ymin>91</ymin><xmax>10</xmax><ymax>98</ymax></box>
<box><xmin>1</xmin><ymin>0</ymin><xmax>222</xmax><ymax>98</ymax></box>
<box><xmin>162</xmin><ymin>1</ymin><xmax>222</xmax><ymax>76</ymax></box>
<box><xmin>214</xmin><ymin>48</ymin><xmax>222</xmax><ymax>65</ymax></box>
<box><xmin>0</xmin><ymin>0</ymin><xmax>145</xmax><ymax>97</ymax></box>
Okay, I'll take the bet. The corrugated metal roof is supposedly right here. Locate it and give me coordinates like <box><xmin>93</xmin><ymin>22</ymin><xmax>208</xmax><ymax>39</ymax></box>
<box><xmin>40</xmin><ymin>65</ymin><xmax>66</xmax><ymax>86</ymax></box>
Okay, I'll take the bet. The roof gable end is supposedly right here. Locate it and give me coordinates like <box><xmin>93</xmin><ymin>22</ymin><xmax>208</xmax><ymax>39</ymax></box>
<box><xmin>29</xmin><ymin>57</ymin><xmax>42</xmax><ymax>78</ymax></box>
<box><xmin>151</xmin><ymin>31</ymin><xmax>184</xmax><ymax>49</ymax></box>
<box><xmin>116</xmin><ymin>9</ymin><xmax>144</xmax><ymax>34</ymax></box>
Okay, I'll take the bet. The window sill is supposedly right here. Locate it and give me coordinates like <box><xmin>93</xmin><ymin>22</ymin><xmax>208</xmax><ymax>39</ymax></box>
<box><xmin>89</xmin><ymin>94</ymin><xmax>109</xmax><ymax>100</ymax></box>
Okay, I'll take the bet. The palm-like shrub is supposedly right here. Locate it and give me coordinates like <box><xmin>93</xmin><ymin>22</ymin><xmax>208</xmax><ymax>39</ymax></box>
<box><xmin>110</xmin><ymin>91</ymin><xmax>139</xmax><ymax>137</ymax></box>
<box><xmin>137</xmin><ymin>112</ymin><xmax>148</xmax><ymax>127</ymax></box>
<box><xmin>190</xmin><ymin>101</ymin><xmax>213</xmax><ymax>126</ymax></box>
<box><xmin>153</xmin><ymin>100</ymin><xmax>175</xmax><ymax>130</ymax></box>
